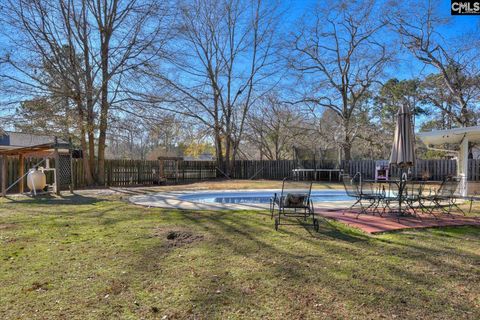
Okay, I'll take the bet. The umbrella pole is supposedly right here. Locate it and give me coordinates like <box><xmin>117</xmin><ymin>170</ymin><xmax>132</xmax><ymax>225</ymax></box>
<box><xmin>399</xmin><ymin>168</ymin><xmax>403</xmax><ymax>215</ymax></box>
<box><xmin>399</xmin><ymin>169</ymin><xmax>408</xmax><ymax>216</ymax></box>
<box><xmin>399</xmin><ymin>168</ymin><xmax>404</xmax><ymax>216</ymax></box>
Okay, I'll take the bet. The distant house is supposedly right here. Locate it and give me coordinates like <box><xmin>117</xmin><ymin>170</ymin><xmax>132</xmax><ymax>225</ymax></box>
<box><xmin>146</xmin><ymin>146</ymin><xmax>183</xmax><ymax>161</ymax></box>
<box><xmin>183</xmin><ymin>152</ymin><xmax>215</xmax><ymax>161</ymax></box>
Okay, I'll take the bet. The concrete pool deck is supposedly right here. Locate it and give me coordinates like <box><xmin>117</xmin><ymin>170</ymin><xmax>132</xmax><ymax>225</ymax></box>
<box><xmin>129</xmin><ymin>189</ymin><xmax>354</xmax><ymax>211</ymax></box>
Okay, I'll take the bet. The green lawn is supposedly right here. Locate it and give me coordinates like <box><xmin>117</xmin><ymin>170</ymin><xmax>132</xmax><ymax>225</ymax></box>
<box><xmin>1</xmin><ymin>188</ymin><xmax>479</xmax><ymax>319</ymax></box>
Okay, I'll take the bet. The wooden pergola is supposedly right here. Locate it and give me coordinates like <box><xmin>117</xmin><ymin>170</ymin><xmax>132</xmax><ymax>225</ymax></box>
<box><xmin>418</xmin><ymin>125</ymin><xmax>480</xmax><ymax>196</ymax></box>
<box><xmin>0</xmin><ymin>133</ymin><xmax>71</xmax><ymax>196</ymax></box>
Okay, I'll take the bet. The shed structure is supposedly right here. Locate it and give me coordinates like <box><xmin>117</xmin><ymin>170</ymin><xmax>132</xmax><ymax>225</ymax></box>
<box><xmin>0</xmin><ymin>132</ymin><xmax>72</xmax><ymax>196</ymax></box>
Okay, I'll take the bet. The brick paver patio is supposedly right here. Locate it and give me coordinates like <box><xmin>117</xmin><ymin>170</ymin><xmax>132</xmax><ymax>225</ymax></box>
<box><xmin>316</xmin><ymin>209</ymin><xmax>480</xmax><ymax>234</ymax></box>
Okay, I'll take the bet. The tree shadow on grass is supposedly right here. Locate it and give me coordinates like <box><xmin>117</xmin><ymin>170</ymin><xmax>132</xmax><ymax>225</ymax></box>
<box><xmin>262</xmin><ymin>208</ymin><xmax>370</xmax><ymax>243</ymax></box>
<box><xmin>90</xmin><ymin>205</ymin><xmax>480</xmax><ymax>319</ymax></box>
<box><xmin>163</xmin><ymin>213</ymin><xmax>455</xmax><ymax>317</ymax></box>
<box><xmin>3</xmin><ymin>193</ymin><xmax>108</xmax><ymax>206</ymax></box>
<box><xmin>6</xmin><ymin>194</ymin><xmax>474</xmax><ymax>319</ymax></box>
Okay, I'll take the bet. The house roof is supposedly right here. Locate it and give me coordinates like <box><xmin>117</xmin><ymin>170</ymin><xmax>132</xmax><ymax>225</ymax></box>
<box><xmin>417</xmin><ymin>126</ymin><xmax>480</xmax><ymax>146</ymax></box>
<box><xmin>0</xmin><ymin>132</ymin><xmax>69</xmax><ymax>155</ymax></box>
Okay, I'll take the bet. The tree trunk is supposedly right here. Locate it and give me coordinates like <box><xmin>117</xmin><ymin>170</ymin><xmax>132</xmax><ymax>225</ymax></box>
<box><xmin>87</xmin><ymin>127</ymin><xmax>95</xmax><ymax>177</ymax></box>
<box><xmin>343</xmin><ymin>130</ymin><xmax>352</xmax><ymax>161</ymax></box>
<box><xmin>97</xmin><ymin>28</ymin><xmax>111</xmax><ymax>185</ymax></box>
<box><xmin>97</xmin><ymin>103</ymin><xmax>108</xmax><ymax>185</ymax></box>
<box><xmin>224</xmin><ymin>135</ymin><xmax>231</xmax><ymax>177</ymax></box>
<box><xmin>75</xmin><ymin>101</ymin><xmax>93</xmax><ymax>185</ymax></box>
<box><xmin>343</xmin><ymin>143</ymin><xmax>352</xmax><ymax>161</ymax></box>
<box><xmin>81</xmin><ymin>6</ymin><xmax>96</xmax><ymax>182</ymax></box>
<box><xmin>342</xmin><ymin>117</ymin><xmax>352</xmax><ymax>161</ymax></box>
<box><xmin>80</xmin><ymin>131</ymin><xmax>94</xmax><ymax>186</ymax></box>
<box><xmin>215</xmin><ymin>128</ymin><xmax>225</xmax><ymax>176</ymax></box>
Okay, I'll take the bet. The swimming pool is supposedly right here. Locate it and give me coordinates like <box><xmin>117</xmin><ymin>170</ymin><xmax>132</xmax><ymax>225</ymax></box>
<box><xmin>178</xmin><ymin>190</ymin><xmax>350</xmax><ymax>204</ymax></box>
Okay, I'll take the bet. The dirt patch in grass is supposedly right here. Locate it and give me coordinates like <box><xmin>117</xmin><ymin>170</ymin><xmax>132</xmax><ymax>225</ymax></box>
<box><xmin>24</xmin><ymin>281</ymin><xmax>50</xmax><ymax>292</ymax></box>
<box><xmin>165</xmin><ymin>230</ymin><xmax>204</xmax><ymax>248</ymax></box>
<box><xmin>104</xmin><ymin>279</ymin><xmax>129</xmax><ymax>296</ymax></box>
<box><xmin>0</xmin><ymin>223</ymin><xmax>16</xmax><ymax>230</ymax></box>
<box><xmin>154</xmin><ymin>228</ymin><xmax>205</xmax><ymax>248</ymax></box>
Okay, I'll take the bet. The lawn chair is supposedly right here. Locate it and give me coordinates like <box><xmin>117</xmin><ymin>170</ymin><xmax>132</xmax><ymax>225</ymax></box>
<box><xmin>467</xmin><ymin>191</ymin><xmax>480</xmax><ymax>214</ymax></box>
<box><xmin>271</xmin><ymin>178</ymin><xmax>319</xmax><ymax>231</ymax></box>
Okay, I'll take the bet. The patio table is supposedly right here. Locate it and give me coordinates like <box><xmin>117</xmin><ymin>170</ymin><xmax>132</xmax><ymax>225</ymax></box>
<box><xmin>363</xmin><ymin>179</ymin><xmax>404</xmax><ymax>215</ymax></box>
<box><xmin>362</xmin><ymin>179</ymin><xmax>442</xmax><ymax>216</ymax></box>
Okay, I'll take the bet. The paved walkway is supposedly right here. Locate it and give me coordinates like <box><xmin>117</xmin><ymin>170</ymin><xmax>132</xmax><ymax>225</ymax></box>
<box><xmin>316</xmin><ymin>209</ymin><xmax>480</xmax><ymax>234</ymax></box>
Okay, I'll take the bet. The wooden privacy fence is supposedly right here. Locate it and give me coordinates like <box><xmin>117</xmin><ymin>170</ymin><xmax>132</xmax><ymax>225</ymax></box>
<box><xmin>224</xmin><ymin>160</ymin><xmax>338</xmax><ymax>180</ymax></box>
<box><xmin>71</xmin><ymin>159</ymin><xmax>480</xmax><ymax>185</ymax></box>
<box><xmin>3</xmin><ymin>158</ymin><xmax>480</xmax><ymax>193</ymax></box>
<box><xmin>72</xmin><ymin>159</ymin><xmax>218</xmax><ymax>188</ymax></box>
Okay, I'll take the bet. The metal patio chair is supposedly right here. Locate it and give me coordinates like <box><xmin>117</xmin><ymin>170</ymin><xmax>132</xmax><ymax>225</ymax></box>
<box><xmin>402</xmin><ymin>181</ymin><xmax>426</xmax><ymax>219</ymax></box>
<box><xmin>359</xmin><ymin>179</ymin><xmax>384</xmax><ymax>217</ymax></box>
<box><xmin>342</xmin><ymin>173</ymin><xmax>382</xmax><ymax>217</ymax></box>
<box><xmin>379</xmin><ymin>179</ymin><xmax>405</xmax><ymax>217</ymax></box>
<box><xmin>420</xmin><ymin>177</ymin><xmax>465</xmax><ymax>216</ymax></box>
<box><xmin>270</xmin><ymin>178</ymin><xmax>319</xmax><ymax>231</ymax></box>
<box><xmin>341</xmin><ymin>173</ymin><xmax>363</xmax><ymax>213</ymax></box>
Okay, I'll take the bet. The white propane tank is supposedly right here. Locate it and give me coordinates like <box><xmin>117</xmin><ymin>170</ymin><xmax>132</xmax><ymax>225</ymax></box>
<box><xmin>27</xmin><ymin>168</ymin><xmax>47</xmax><ymax>191</ymax></box>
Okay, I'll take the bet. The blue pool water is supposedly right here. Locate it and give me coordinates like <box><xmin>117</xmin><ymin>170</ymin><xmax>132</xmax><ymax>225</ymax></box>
<box><xmin>179</xmin><ymin>190</ymin><xmax>350</xmax><ymax>204</ymax></box>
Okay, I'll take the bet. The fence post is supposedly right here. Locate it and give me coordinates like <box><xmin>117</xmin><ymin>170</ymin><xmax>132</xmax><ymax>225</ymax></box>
<box><xmin>137</xmin><ymin>160</ymin><xmax>142</xmax><ymax>185</ymax></box>
<box><xmin>53</xmin><ymin>138</ymin><xmax>60</xmax><ymax>195</ymax></box>
<box><xmin>18</xmin><ymin>154</ymin><xmax>24</xmax><ymax>193</ymax></box>
<box><xmin>1</xmin><ymin>155</ymin><xmax>7</xmax><ymax>196</ymax></box>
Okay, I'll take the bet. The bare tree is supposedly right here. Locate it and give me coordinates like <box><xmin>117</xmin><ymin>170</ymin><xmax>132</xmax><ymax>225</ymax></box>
<box><xmin>246</xmin><ymin>94</ymin><xmax>305</xmax><ymax>160</ymax></box>
<box><xmin>288</xmin><ymin>0</ymin><xmax>392</xmax><ymax>161</ymax></box>
<box><xmin>1</xmin><ymin>1</ymin><xmax>96</xmax><ymax>184</ymax></box>
<box><xmin>1</xmin><ymin>0</ymin><xmax>169</xmax><ymax>184</ymax></box>
<box><xmin>390</xmin><ymin>0</ymin><xmax>480</xmax><ymax>127</ymax></box>
<box><xmin>87</xmin><ymin>0</ymin><xmax>169</xmax><ymax>183</ymax></box>
<box><xmin>142</xmin><ymin>0</ymin><xmax>281</xmax><ymax>174</ymax></box>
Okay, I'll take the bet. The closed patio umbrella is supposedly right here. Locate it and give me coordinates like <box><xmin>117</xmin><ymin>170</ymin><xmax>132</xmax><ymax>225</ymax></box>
<box><xmin>390</xmin><ymin>104</ymin><xmax>415</xmax><ymax>169</ymax></box>
<box><xmin>389</xmin><ymin>104</ymin><xmax>415</xmax><ymax>215</ymax></box>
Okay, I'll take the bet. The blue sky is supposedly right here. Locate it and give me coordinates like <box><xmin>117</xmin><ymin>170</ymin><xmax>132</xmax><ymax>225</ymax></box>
<box><xmin>0</xmin><ymin>0</ymin><xmax>478</xmax><ymax>128</ymax></box>
<box><xmin>282</xmin><ymin>0</ymin><xmax>478</xmax><ymax>36</ymax></box>
<box><xmin>281</xmin><ymin>0</ymin><xmax>479</xmax><ymax>80</ymax></box>
<box><xmin>274</xmin><ymin>0</ymin><xmax>479</xmax><ymax>131</ymax></box>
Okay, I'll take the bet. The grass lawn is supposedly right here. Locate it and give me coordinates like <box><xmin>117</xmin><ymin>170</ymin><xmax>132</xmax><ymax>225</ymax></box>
<box><xmin>0</xmin><ymin>181</ymin><xmax>479</xmax><ymax>319</ymax></box>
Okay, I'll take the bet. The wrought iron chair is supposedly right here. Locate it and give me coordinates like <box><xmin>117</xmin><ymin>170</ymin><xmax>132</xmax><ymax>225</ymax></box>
<box><xmin>359</xmin><ymin>179</ymin><xmax>384</xmax><ymax>217</ymax></box>
<box><xmin>379</xmin><ymin>179</ymin><xmax>404</xmax><ymax>217</ymax></box>
<box><xmin>341</xmin><ymin>173</ymin><xmax>383</xmax><ymax>217</ymax></box>
<box><xmin>421</xmin><ymin>177</ymin><xmax>465</xmax><ymax>216</ymax></box>
<box><xmin>403</xmin><ymin>181</ymin><xmax>426</xmax><ymax>219</ymax></box>
<box><xmin>341</xmin><ymin>173</ymin><xmax>363</xmax><ymax>214</ymax></box>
